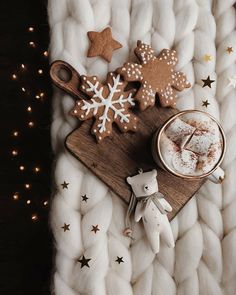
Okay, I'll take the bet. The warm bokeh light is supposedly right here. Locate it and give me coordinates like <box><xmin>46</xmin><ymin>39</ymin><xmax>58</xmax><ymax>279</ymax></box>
<box><xmin>31</xmin><ymin>214</ymin><xmax>38</xmax><ymax>221</ymax></box>
<box><xmin>28</xmin><ymin>121</ymin><xmax>34</xmax><ymax>127</ymax></box>
<box><xmin>29</xmin><ymin>41</ymin><xmax>36</xmax><ymax>48</ymax></box>
<box><xmin>25</xmin><ymin>183</ymin><xmax>31</xmax><ymax>189</ymax></box>
<box><xmin>12</xmin><ymin>149</ymin><xmax>18</xmax><ymax>156</ymax></box>
<box><xmin>13</xmin><ymin>193</ymin><xmax>19</xmax><ymax>200</ymax></box>
<box><xmin>34</xmin><ymin>166</ymin><xmax>40</xmax><ymax>173</ymax></box>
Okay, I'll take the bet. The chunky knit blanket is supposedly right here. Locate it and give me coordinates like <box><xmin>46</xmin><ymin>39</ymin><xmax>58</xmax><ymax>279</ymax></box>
<box><xmin>48</xmin><ymin>0</ymin><xmax>236</xmax><ymax>294</ymax></box>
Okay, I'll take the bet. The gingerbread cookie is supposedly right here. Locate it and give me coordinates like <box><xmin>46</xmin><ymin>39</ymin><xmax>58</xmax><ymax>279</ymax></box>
<box><xmin>71</xmin><ymin>72</ymin><xmax>138</xmax><ymax>142</ymax></box>
<box><xmin>87</xmin><ymin>27</ymin><xmax>122</xmax><ymax>62</ymax></box>
<box><xmin>117</xmin><ymin>41</ymin><xmax>191</xmax><ymax>111</ymax></box>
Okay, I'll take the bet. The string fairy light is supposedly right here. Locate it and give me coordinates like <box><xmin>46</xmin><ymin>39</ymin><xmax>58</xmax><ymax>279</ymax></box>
<box><xmin>25</xmin><ymin>183</ymin><xmax>31</xmax><ymax>190</ymax></box>
<box><xmin>28</xmin><ymin>121</ymin><xmax>34</xmax><ymax>127</ymax></box>
<box><xmin>19</xmin><ymin>165</ymin><xmax>25</xmax><ymax>171</ymax></box>
<box><xmin>13</xmin><ymin>193</ymin><xmax>19</xmax><ymax>200</ymax></box>
<box><xmin>34</xmin><ymin>166</ymin><xmax>40</xmax><ymax>173</ymax></box>
<box><xmin>29</xmin><ymin>41</ymin><xmax>36</xmax><ymax>48</ymax></box>
<box><xmin>10</xmin><ymin>25</ymin><xmax>51</xmax><ymax>223</ymax></box>
<box><xmin>12</xmin><ymin>149</ymin><xmax>18</xmax><ymax>156</ymax></box>
<box><xmin>28</xmin><ymin>26</ymin><xmax>34</xmax><ymax>32</ymax></box>
<box><xmin>31</xmin><ymin>214</ymin><xmax>38</xmax><ymax>221</ymax></box>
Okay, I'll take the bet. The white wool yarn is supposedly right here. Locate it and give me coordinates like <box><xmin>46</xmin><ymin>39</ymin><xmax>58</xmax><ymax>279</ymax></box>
<box><xmin>171</xmin><ymin>3</ymin><xmax>203</xmax><ymax>294</ymax></box>
<box><xmin>191</xmin><ymin>1</ymin><xmax>223</xmax><ymax>294</ymax></box>
<box><xmin>173</xmin><ymin>0</ymin><xmax>198</xmax><ymax>110</ymax></box>
<box><xmin>215</xmin><ymin>1</ymin><xmax>236</xmax><ymax>294</ymax></box>
<box><xmin>150</xmin><ymin>2</ymin><xmax>177</xmax><ymax>295</ymax></box>
<box><xmin>48</xmin><ymin>0</ymin><xmax>236</xmax><ymax>294</ymax></box>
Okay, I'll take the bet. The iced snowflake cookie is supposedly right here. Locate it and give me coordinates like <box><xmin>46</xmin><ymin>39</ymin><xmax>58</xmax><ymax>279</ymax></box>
<box><xmin>71</xmin><ymin>72</ymin><xmax>138</xmax><ymax>142</ymax></box>
<box><xmin>117</xmin><ymin>41</ymin><xmax>191</xmax><ymax>111</ymax></box>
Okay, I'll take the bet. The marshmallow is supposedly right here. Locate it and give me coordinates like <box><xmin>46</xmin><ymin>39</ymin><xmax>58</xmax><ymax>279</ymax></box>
<box><xmin>172</xmin><ymin>150</ymin><xmax>198</xmax><ymax>175</ymax></box>
<box><xmin>165</xmin><ymin>118</ymin><xmax>196</xmax><ymax>143</ymax></box>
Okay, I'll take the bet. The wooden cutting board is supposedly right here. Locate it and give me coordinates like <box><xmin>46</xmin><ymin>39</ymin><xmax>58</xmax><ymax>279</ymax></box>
<box><xmin>51</xmin><ymin>60</ymin><xmax>205</xmax><ymax>220</ymax></box>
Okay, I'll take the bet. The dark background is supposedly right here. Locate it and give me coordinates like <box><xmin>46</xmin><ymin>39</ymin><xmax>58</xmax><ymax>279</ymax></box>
<box><xmin>0</xmin><ymin>1</ymin><xmax>53</xmax><ymax>294</ymax></box>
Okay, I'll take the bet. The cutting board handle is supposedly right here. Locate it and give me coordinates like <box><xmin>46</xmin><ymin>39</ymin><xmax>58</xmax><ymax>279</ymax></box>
<box><xmin>50</xmin><ymin>60</ymin><xmax>85</xmax><ymax>99</ymax></box>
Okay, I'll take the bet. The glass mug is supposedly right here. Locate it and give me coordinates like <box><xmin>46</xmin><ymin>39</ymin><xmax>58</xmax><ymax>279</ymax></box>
<box><xmin>152</xmin><ymin>110</ymin><xmax>226</xmax><ymax>184</ymax></box>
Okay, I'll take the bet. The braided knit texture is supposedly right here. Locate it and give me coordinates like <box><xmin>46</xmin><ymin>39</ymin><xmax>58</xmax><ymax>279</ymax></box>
<box><xmin>48</xmin><ymin>0</ymin><xmax>236</xmax><ymax>294</ymax></box>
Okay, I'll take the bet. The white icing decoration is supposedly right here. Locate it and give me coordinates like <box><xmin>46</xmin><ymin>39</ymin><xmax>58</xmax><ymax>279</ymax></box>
<box><xmin>80</xmin><ymin>74</ymin><xmax>135</xmax><ymax>134</ymax></box>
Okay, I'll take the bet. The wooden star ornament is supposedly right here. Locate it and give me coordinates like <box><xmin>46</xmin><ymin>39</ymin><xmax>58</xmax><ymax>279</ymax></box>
<box><xmin>61</xmin><ymin>181</ymin><xmax>69</xmax><ymax>189</ymax></box>
<box><xmin>115</xmin><ymin>256</ymin><xmax>124</xmax><ymax>264</ymax></box>
<box><xmin>87</xmin><ymin>27</ymin><xmax>122</xmax><ymax>62</ymax></box>
<box><xmin>226</xmin><ymin>47</ymin><xmax>233</xmax><ymax>54</ymax></box>
<box><xmin>202</xmin><ymin>76</ymin><xmax>215</xmax><ymax>88</ymax></box>
<box><xmin>81</xmin><ymin>194</ymin><xmax>89</xmax><ymax>202</ymax></box>
<box><xmin>91</xmin><ymin>225</ymin><xmax>100</xmax><ymax>234</ymax></box>
<box><xmin>78</xmin><ymin>255</ymin><xmax>91</xmax><ymax>268</ymax></box>
<box><xmin>61</xmin><ymin>223</ymin><xmax>70</xmax><ymax>232</ymax></box>
<box><xmin>202</xmin><ymin>100</ymin><xmax>210</xmax><ymax>107</ymax></box>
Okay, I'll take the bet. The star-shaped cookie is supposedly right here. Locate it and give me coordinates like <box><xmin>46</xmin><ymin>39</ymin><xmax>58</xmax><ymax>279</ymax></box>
<box><xmin>87</xmin><ymin>27</ymin><xmax>122</xmax><ymax>62</ymax></box>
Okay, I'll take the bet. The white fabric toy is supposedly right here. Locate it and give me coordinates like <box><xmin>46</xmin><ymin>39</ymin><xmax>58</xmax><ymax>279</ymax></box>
<box><xmin>127</xmin><ymin>169</ymin><xmax>175</xmax><ymax>254</ymax></box>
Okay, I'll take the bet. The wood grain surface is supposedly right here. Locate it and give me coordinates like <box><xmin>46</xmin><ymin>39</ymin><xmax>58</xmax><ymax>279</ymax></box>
<box><xmin>66</xmin><ymin>106</ymin><xmax>205</xmax><ymax>220</ymax></box>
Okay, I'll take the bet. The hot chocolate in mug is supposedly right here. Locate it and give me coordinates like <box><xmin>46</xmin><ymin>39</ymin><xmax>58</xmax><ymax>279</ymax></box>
<box><xmin>152</xmin><ymin>110</ymin><xmax>226</xmax><ymax>184</ymax></box>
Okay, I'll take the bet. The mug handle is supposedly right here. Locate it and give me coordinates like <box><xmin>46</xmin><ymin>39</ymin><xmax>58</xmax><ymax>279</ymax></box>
<box><xmin>207</xmin><ymin>167</ymin><xmax>225</xmax><ymax>184</ymax></box>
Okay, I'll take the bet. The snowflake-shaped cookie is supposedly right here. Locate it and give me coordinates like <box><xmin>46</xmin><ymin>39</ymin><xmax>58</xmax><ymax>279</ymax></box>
<box><xmin>117</xmin><ymin>41</ymin><xmax>191</xmax><ymax>111</ymax></box>
<box><xmin>71</xmin><ymin>73</ymin><xmax>138</xmax><ymax>142</ymax></box>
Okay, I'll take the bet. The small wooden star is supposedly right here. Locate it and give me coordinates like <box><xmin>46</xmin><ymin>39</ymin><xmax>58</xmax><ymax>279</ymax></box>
<box><xmin>226</xmin><ymin>47</ymin><xmax>233</xmax><ymax>54</ymax></box>
<box><xmin>87</xmin><ymin>27</ymin><xmax>122</xmax><ymax>62</ymax></box>
<box><xmin>203</xmin><ymin>54</ymin><xmax>213</xmax><ymax>62</ymax></box>
<box><xmin>227</xmin><ymin>75</ymin><xmax>236</xmax><ymax>88</ymax></box>
<box><xmin>61</xmin><ymin>223</ymin><xmax>70</xmax><ymax>232</ymax></box>
<box><xmin>91</xmin><ymin>225</ymin><xmax>100</xmax><ymax>234</ymax></box>
<box><xmin>78</xmin><ymin>255</ymin><xmax>91</xmax><ymax>268</ymax></box>
<box><xmin>115</xmin><ymin>256</ymin><xmax>124</xmax><ymax>264</ymax></box>
<box><xmin>81</xmin><ymin>194</ymin><xmax>89</xmax><ymax>202</ymax></box>
<box><xmin>202</xmin><ymin>100</ymin><xmax>210</xmax><ymax>107</ymax></box>
<box><xmin>61</xmin><ymin>181</ymin><xmax>69</xmax><ymax>189</ymax></box>
<box><xmin>202</xmin><ymin>76</ymin><xmax>215</xmax><ymax>88</ymax></box>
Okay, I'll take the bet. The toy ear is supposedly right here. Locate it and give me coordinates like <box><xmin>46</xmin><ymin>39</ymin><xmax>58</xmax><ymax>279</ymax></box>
<box><xmin>152</xmin><ymin>169</ymin><xmax>157</xmax><ymax>178</ymax></box>
<box><xmin>127</xmin><ymin>176</ymin><xmax>133</xmax><ymax>185</ymax></box>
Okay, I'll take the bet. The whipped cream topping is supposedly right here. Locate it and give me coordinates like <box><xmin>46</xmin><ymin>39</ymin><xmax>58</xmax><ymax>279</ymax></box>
<box><xmin>159</xmin><ymin>112</ymin><xmax>223</xmax><ymax>176</ymax></box>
